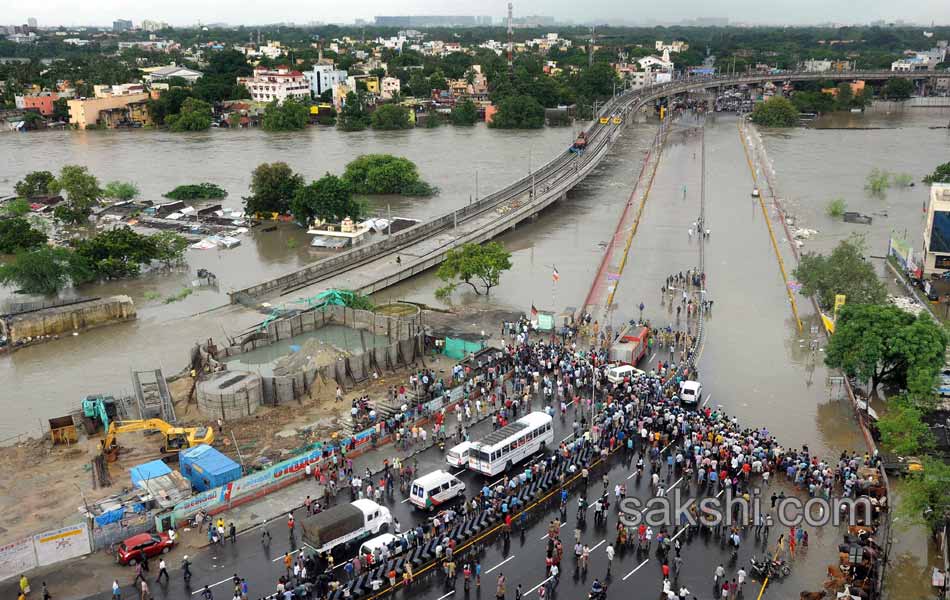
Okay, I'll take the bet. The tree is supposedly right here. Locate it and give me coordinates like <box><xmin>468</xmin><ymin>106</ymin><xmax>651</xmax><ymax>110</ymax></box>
<box><xmin>0</xmin><ymin>218</ymin><xmax>47</xmax><ymax>253</ymax></box>
<box><xmin>261</xmin><ymin>98</ymin><xmax>309</xmax><ymax>131</ymax></box>
<box><xmin>899</xmin><ymin>457</ymin><xmax>950</xmax><ymax>530</ymax></box>
<box><xmin>151</xmin><ymin>231</ymin><xmax>189</xmax><ymax>267</ymax></box>
<box><xmin>490</xmin><ymin>95</ymin><xmax>545</xmax><ymax>129</ymax></box>
<box><xmin>166</xmin><ymin>97</ymin><xmax>213</xmax><ymax>131</ymax></box>
<box><xmin>882</xmin><ymin>77</ymin><xmax>913</xmax><ymax>100</ymax></box>
<box><xmin>923</xmin><ymin>162</ymin><xmax>950</xmax><ymax>184</ymax></box>
<box><xmin>435</xmin><ymin>242</ymin><xmax>513</xmax><ymax>297</ymax></box>
<box><xmin>49</xmin><ymin>165</ymin><xmax>102</xmax><ymax>225</ymax></box>
<box><xmin>103</xmin><ymin>181</ymin><xmax>139</xmax><ymax>201</ymax></box>
<box><xmin>290</xmin><ymin>174</ymin><xmax>364</xmax><ymax>226</ymax></box>
<box><xmin>72</xmin><ymin>226</ymin><xmax>159</xmax><ymax>279</ymax></box>
<box><xmin>244</xmin><ymin>162</ymin><xmax>304</xmax><ymax>215</ymax></box>
<box><xmin>408</xmin><ymin>70</ymin><xmax>431</xmax><ymax>98</ymax></box>
<box><xmin>163</xmin><ymin>183</ymin><xmax>228</xmax><ymax>200</ymax></box>
<box><xmin>834</xmin><ymin>82</ymin><xmax>853</xmax><ymax>110</ymax></box>
<box><xmin>342</xmin><ymin>154</ymin><xmax>435</xmax><ymax>196</ymax></box>
<box><xmin>750</xmin><ymin>96</ymin><xmax>798</xmax><ymax>127</ymax></box>
<box><xmin>791</xmin><ymin>90</ymin><xmax>836</xmax><ymax>114</ymax></box>
<box><xmin>576</xmin><ymin>62</ymin><xmax>619</xmax><ymax>101</ymax></box>
<box><xmin>876</xmin><ymin>395</ymin><xmax>933</xmax><ymax>456</ymax></box>
<box><xmin>792</xmin><ymin>235</ymin><xmax>886</xmax><ymax>310</ymax></box>
<box><xmin>337</xmin><ymin>91</ymin><xmax>371</xmax><ymax>131</ymax></box>
<box><xmin>429</xmin><ymin>69</ymin><xmax>447</xmax><ymax>91</ymax></box>
<box><xmin>0</xmin><ymin>247</ymin><xmax>90</xmax><ymax>295</ymax></box>
<box><xmin>371</xmin><ymin>104</ymin><xmax>412</xmax><ymax>130</ymax></box>
<box><xmin>450</xmin><ymin>99</ymin><xmax>478</xmax><ymax>126</ymax></box>
<box><xmin>52</xmin><ymin>97</ymin><xmax>69</xmax><ymax>121</ymax></box>
<box><xmin>1</xmin><ymin>198</ymin><xmax>31</xmax><ymax>218</ymax></box>
<box><xmin>824</xmin><ymin>304</ymin><xmax>947</xmax><ymax>392</ymax></box>
<box><xmin>14</xmin><ymin>170</ymin><xmax>55</xmax><ymax>198</ymax></box>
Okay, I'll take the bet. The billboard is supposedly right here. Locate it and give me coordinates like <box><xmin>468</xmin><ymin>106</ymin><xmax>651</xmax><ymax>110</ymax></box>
<box><xmin>33</xmin><ymin>523</ymin><xmax>91</xmax><ymax>567</ymax></box>
<box><xmin>0</xmin><ymin>536</ymin><xmax>36</xmax><ymax>582</ymax></box>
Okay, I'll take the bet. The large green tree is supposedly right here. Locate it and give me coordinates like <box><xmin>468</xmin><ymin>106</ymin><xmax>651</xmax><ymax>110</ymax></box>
<box><xmin>337</xmin><ymin>92</ymin><xmax>371</xmax><ymax>131</ymax></box>
<box><xmin>450</xmin><ymin>99</ymin><xmax>478</xmax><ymax>126</ymax></box>
<box><xmin>290</xmin><ymin>174</ymin><xmax>364</xmax><ymax>226</ymax></box>
<box><xmin>793</xmin><ymin>236</ymin><xmax>886</xmax><ymax>310</ymax></box>
<box><xmin>244</xmin><ymin>162</ymin><xmax>304</xmax><ymax>215</ymax></box>
<box><xmin>825</xmin><ymin>303</ymin><xmax>948</xmax><ymax>393</ymax></box>
<box><xmin>370</xmin><ymin>104</ymin><xmax>412</xmax><ymax>130</ymax></box>
<box><xmin>166</xmin><ymin>97</ymin><xmax>213</xmax><ymax>131</ymax></box>
<box><xmin>151</xmin><ymin>231</ymin><xmax>189</xmax><ymax>267</ymax></box>
<box><xmin>923</xmin><ymin>162</ymin><xmax>950</xmax><ymax>185</ymax></box>
<box><xmin>0</xmin><ymin>218</ymin><xmax>47</xmax><ymax>254</ymax></box>
<box><xmin>490</xmin><ymin>95</ymin><xmax>545</xmax><ymax>129</ymax></box>
<box><xmin>14</xmin><ymin>170</ymin><xmax>55</xmax><ymax>198</ymax></box>
<box><xmin>750</xmin><ymin>96</ymin><xmax>798</xmax><ymax>127</ymax></box>
<box><xmin>876</xmin><ymin>395</ymin><xmax>933</xmax><ymax>455</ymax></box>
<box><xmin>72</xmin><ymin>226</ymin><xmax>159</xmax><ymax>279</ymax></box>
<box><xmin>899</xmin><ymin>457</ymin><xmax>950</xmax><ymax>530</ymax></box>
<box><xmin>261</xmin><ymin>98</ymin><xmax>309</xmax><ymax>131</ymax></box>
<box><xmin>0</xmin><ymin>247</ymin><xmax>91</xmax><ymax>295</ymax></box>
<box><xmin>49</xmin><ymin>165</ymin><xmax>102</xmax><ymax>225</ymax></box>
<box><xmin>435</xmin><ymin>242</ymin><xmax>513</xmax><ymax>298</ymax></box>
<box><xmin>342</xmin><ymin>154</ymin><xmax>434</xmax><ymax>196</ymax></box>
<box><xmin>882</xmin><ymin>77</ymin><xmax>913</xmax><ymax>100</ymax></box>
<box><xmin>102</xmin><ymin>180</ymin><xmax>139</xmax><ymax>201</ymax></box>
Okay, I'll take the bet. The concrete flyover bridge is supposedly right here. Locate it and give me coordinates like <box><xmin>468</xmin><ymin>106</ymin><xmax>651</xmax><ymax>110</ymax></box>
<box><xmin>228</xmin><ymin>70</ymin><xmax>934</xmax><ymax>306</ymax></box>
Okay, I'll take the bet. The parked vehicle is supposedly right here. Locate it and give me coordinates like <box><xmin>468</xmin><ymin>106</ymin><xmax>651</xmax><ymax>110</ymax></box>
<box><xmin>410</xmin><ymin>470</ymin><xmax>465</xmax><ymax>510</ymax></box>
<box><xmin>116</xmin><ymin>532</ymin><xmax>174</xmax><ymax>566</ymax></box>
<box><xmin>301</xmin><ymin>499</ymin><xmax>392</xmax><ymax>555</ymax></box>
<box><xmin>468</xmin><ymin>412</ymin><xmax>554</xmax><ymax>476</ymax></box>
<box><xmin>445</xmin><ymin>441</ymin><xmax>474</xmax><ymax>468</ymax></box>
<box><xmin>358</xmin><ymin>533</ymin><xmax>411</xmax><ymax>559</ymax></box>
<box><xmin>606</xmin><ymin>364</ymin><xmax>644</xmax><ymax>385</ymax></box>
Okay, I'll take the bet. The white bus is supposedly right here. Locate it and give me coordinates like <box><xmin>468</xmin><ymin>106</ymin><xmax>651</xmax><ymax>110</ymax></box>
<box><xmin>468</xmin><ymin>411</ymin><xmax>554</xmax><ymax>476</ymax></box>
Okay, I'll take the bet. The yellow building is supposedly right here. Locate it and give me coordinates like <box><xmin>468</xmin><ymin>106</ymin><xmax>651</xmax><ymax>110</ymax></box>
<box><xmin>67</xmin><ymin>93</ymin><xmax>151</xmax><ymax>129</ymax></box>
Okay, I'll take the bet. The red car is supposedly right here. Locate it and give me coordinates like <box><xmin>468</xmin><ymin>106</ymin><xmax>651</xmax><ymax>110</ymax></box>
<box><xmin>116</xmin><ymin>532</ymin><xmax>174</xmax><ymax>565</ymax></box>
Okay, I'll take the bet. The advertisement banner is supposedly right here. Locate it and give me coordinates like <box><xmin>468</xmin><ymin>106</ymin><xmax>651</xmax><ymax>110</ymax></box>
<box><xmin>33</xmin><ymin>523</ymin><xmax>91</xmax><ymax>567</ymax></box>
<box><xmin>171</xmin><ymin>487</ymin><xmax>226</xmax><ymax>521</ymax></box>
<box><xmin>224</xmin><ymin>446</ymin><xmax>324</xmax><ymax>501</ymax></box>
<box><xmin>0</xmin><ymin>536</ymin><xmax>36</xmax><ymax>582</ymax></box>
<box><xmin>889</xmin><ymin>237</ymin><xmax>912</xmax><ymax>270</ymax></box>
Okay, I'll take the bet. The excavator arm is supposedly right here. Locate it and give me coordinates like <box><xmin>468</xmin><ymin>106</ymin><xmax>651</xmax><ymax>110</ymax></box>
<box><xmin>101</xmin><ymin>419</ymin><xmax>214</xmax><ymax>459</ymax></box>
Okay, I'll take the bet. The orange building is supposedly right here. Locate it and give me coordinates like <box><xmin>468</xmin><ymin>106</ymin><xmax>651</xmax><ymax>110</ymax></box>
<box><xmin>22</xmin><ymin>93</ymin><xmax>59</xmax><ymax>116</ymax></box>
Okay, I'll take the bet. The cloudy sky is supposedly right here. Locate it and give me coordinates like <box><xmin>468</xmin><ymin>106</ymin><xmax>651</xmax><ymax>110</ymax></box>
<box><xmin>11</xmin><ymin>0</ymin><xmax>950</xmax><ymax>28</ymax></box>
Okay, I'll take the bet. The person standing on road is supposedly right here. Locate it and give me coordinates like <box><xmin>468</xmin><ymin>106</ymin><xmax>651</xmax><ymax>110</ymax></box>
<box><xmin>714</xmin><ymin>564</ymin><xmax>725</xmax><ymax>586</ymax></box>
<box><xmin>201</xmin><ymin>585</ymin><xmax>213</xmax><ymax>600</ymax></box>
<box><xmin>112</xmin><ymin>580</ymin><xmax>121</xmax><ymax>600</ymax></box>
<box><xmin>139</xmin><ymin>579</ymin><xmax>149</xmax><ymax>600</ymax></box>
<box><xmin>283</xmin><ymin>553</ymin><xmax>293</xmax><ymax>579</ymax></box>
<box><xmin>496</xmin><ymin>573</ymin><xmax>506</xmax><ymax>600</ymax></box>
<box><xmin>605</xmin><ymin>544</ymin><xmax>614</xmax><ymax>575</ymax></box>
<box><xmin>182</xmin><ymin>556</ymin><xmax>192</xmax><ymax>582</ymax></box>
<box><xmin>156</xmin><ymin>559</ymin><xmax>169</xmax><ymax>583</ymax></box>
<box><xmin>229</xmin><ymin>523</ymin><xmax>237</xmax><ymax>544</ymax></box>
<box><xmin>737</xmin><ymin>568</ymin><xmax>747</xmax><ymax>592</ymax></box>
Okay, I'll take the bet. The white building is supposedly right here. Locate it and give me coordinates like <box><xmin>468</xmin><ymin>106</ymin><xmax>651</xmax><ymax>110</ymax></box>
<box><xmin>63</xmin><ymin>38</ymin><xmax>92</xmax><ymax>46</ymax></box>
<box><xmin>144</xmin><ymin>64</ymin><xmax>203</xmax><ymax>84</ymax></box>
<box><xmin>380</xmin><ymin>76</ymin><xmax>401</xmax><ymax>99</ymax></box>
<box><xmin>655</xmin><ymin>40</ymin><xmax>688</xmax><ymax>53</ymax></box>
<box><xmin>141</xmin><ymin>20</ymin><xmax>169</xmax><ymax>32</ymax></box>
<box><xmin>802</xmin><ymin>59</ymin><xmax>832</xmax><ymax>72</ymax></box>
<box><xmin>238</xmin><ymin>67</ymin><xmax>310</xmax><ymax>104</ymax></box>
<box><xmin>638</xmin><ymin>54</ymin><xmax>674</xmax><ymax>73</ymax></box>
<box><xmin>922</xmin><ymin>183</ymin><xmax>950</xmax><ymax>274</ymax></box>
<box><xmin>260</xmin><ymin>41</ymin><xmax>285</xmax><ymax>60</ymax></box>
<box><xmin>305</xmin><ymin>65</ymin><xmax>348</xmax><ymax>98</ymax></box>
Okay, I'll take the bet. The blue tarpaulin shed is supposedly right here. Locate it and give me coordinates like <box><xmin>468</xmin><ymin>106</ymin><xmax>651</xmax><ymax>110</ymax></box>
<box><xmin>130</xmin><ymin>460</ymin><xmax>172</xmax><ymax>487</ymax></box>
<box><xmin>179</xmin><ymin>444</ymin><xmax>242</xmax><ymax>492</ymax></box>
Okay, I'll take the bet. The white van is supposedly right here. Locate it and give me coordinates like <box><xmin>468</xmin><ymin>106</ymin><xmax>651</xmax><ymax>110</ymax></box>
<box><xmin>410</xmin><ymin>470</ymin><xmax>465</xmax><ymax>510</ymax></box>
<box><xmin>446</xmin><ymin>441</ymin><xmax>474</xmax><ymax>468</ymax></box>
<box><xmin>606</xmin><ymin>364</ymin><xmax>643</xmax><ymax>384</ymax></box>
<box><xmin>679</xmin><ymin>380</ymin><xmax>702</xmax><ymax>405</ymax></box>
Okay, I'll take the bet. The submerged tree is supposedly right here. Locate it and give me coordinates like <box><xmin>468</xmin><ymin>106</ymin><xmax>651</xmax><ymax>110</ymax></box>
<box><xmin>435</xmin><ymin>242</ymin><xmax>513</xmax><ymax>298</ymax></box>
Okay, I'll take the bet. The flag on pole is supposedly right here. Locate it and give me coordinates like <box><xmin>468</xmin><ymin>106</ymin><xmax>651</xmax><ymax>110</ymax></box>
<box><xmin>552</xmin><ymin>266</ymin><xmax>560</xmax><ymax>283</ymax></box>
<box><xmin>530</xmin><ymin>304</ymin><xmax>539</xmax><ymax>317</ymax></box>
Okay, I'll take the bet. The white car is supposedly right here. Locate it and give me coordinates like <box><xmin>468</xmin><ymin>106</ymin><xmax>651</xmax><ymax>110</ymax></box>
<box><xmin>679</xmin><ymin>381</ymin><xmax>702</xmax><ymax>405</ymax></box>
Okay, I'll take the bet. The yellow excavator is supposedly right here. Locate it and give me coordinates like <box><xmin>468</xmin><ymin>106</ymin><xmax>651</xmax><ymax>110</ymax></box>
<box><xmin>100</xmin><ymin>419</ymin><xmax>214</xmax><ymax>461</ymax></box>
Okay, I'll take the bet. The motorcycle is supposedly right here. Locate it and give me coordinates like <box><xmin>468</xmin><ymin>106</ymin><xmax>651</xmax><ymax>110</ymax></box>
<box><xmin>749</xmin><ymin>555</ymin><xmax>790</xmax><ymax>579</ymax></box>
<box><xmin>587</xmin><ymin>582</ymin><xmax>608</xmax><ymax>600</ymax></box>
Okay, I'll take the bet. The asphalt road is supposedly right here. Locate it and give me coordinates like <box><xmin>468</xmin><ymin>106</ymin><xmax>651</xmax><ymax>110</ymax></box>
<box><xmin>86</xmin><ymin>397</ymin><xmax>803</xmax><ymax>600</ymax></box>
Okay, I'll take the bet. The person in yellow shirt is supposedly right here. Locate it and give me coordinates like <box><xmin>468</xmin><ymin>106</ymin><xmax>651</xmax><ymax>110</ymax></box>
<box><xmin>19</xmin><ymin>575</ymin><xmax>30</xmax><ymax>596</ymax></box>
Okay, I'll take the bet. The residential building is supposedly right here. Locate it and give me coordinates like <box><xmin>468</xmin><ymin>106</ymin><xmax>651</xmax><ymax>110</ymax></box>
<box><xmin>143</xmin><ymin>64</ymin><xmax>203</xmax><ymax>84</ymax></box>
<box><xmin>20</xmin><ymin>92</ymin><xmax>59</xmax><ymax>116</ymax></box>
<box><xmin>892</xmin><ymin>46</ymin><xmax>948</xmax><ymax>72</ymax></box>
<box><xmin>141</xmin><ymin>20</ymin><xmax>168</xmax><ymax>32</ymax></box>
<box><xmin>67</xmin><ymin>92</ymin><xmax>152</xmax><ymax>129</ymax></box>
<box><xmin>380</xmin><ymin>77</ymin><xmax>401</xmax><ymax>99</ymax></box>
<box><xmin>27</xmin><ymin>18</ymin><xmax>37</xmax><ymax>29</ymax></box>
<box><xmin>113</xmin><ymin>19</ymin><xmax>133</xmax><ymax>32</ymax></box>
<box><xmin>305</xmin><ymin>65</ymin><xmax>348</xmax><ymax>98</ymax></box>
<box><xmin>346</xmin><ymin>75</ymin><xmax>380</xmax><ymax>94</ymax></box>
<box><xmin>374</xmin><ymin>16</ymin><xmax>479</xmax><ymax>27</ymax></box>
<box><xmin>922</xmin><ymin>183</ymin><xmax>950</xmax><ymax>274</ymax></box>
<box><xmin>637</xmin><ymin>53</ymin><xmax>674</xmax><ymax>73</ymax></box>
<box><xmin>63</xmin><ymin>38</ymin><xmax>92</xmax><ymax>46</ymax></box>
<box><xmin>260</xmin><ymin>41</ymin><xmax>285</xmax><ymax>60</ymax></box>
<box><xmin>93</xmin><ymin>83</ymin><xmax>146</xmax><ymax>98</ymax></box>
<box><xmin>7</xmin><ymin>33</ymin><xmax>37</xmax><ymax>44</ymax></box>
<box><xmin>802</xmin><ymin>59</ymin><xmax>832</xmax><ymax>72</ymax></box>
<box><xmin>238</xmin><ymin>67</ymin><xmax>309</xmax><ymax>104</ymax></box>
<box><xmin>655</xmin><ymin>40</ymin><xmax>688</xmax><ymax>53</ymax></box>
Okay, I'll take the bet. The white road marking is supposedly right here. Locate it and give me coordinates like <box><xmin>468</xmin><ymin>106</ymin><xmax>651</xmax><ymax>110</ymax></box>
<box><xmin>589</xmin><ymin>539</ymin><xmax>606</xmax><ymax>552</ymax></box>
<box><xmin>540</xmin><ymin>523</ymin><xmax>567</xmax><ymax>539</ymax></box>
<box><xmin>191</xmin><ymin>576</ymin><xmax>233</xmax><ymax>595</ymax></box>
<box><xmin>671</xmin><ymin>526</ymin><xmax>688</xmax><ymax>541</ymax></box>
<box><xmin>622</xmin><ymin>558</ymin><xmax>650</xmax><ymax>581</ymax></box>
<box><xmin>702</xmin><ymin>395</ymin><xmax>711</xmax><ymax>408</ymax></box>
<box><xmin>716</xmin><ymin>489</ymin><xmax>725</xmax><ymax>498</ymax></box>
<box><xmin>451</xmin><ymin>469</ymin><xmax>466</xmax><ymax>476</ymax></box>
<box><xmin>436</xmin><ymin>592</ymin><xmax>456</xmax><ymax>600</ymax></box>
<box><xmin>271</xmin><ymin>548</ymin><xmax>303</xmax><ymax>563</ymax></box>
<box><xmin>401</xmin><ymin>498</ymin><xmax>411</xmax><ymax>503</ymax></box>
<box><xmin>668</xmin><ymin>476</ymin><xmax>684</xmax><ymax>490</ymax></box>
<box><xmin>524</xmin><ymin>576</ymin><xmax>554</xmax><ymax>596</ymax></box>
<box><xmin>485</xmin><ymin>555</ymin><xmax>515</xmax><ymax>574</ymax></box>
<box><xmin>649</xmin><ymin>353</ymin><xmax>656</xmax><ymax>363</ymax></box>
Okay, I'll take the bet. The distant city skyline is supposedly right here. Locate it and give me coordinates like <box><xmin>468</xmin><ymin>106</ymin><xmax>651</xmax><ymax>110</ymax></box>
<box><xmin>7</xmin><ymin>0</ymin><xmax>950</xmax><ymax>29</ymax></box>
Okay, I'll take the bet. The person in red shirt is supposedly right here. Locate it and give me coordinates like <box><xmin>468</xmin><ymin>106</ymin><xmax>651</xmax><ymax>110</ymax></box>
<box><xmin>661</xmin><ymin>562</ymin><xmax>670</xmax><ymax>579</ymax></box>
